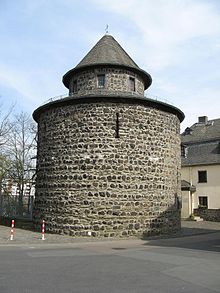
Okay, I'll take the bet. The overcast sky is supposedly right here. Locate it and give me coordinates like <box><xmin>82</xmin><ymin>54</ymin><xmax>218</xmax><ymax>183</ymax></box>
<box><xmin>1</xmin><ymin>0</ymin><xmax>220</xmax><ymax>131</ymax></box>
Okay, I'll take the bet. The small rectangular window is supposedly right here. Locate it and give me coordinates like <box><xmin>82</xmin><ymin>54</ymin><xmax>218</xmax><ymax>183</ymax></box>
<box><xmin>181</xmin><ymin>144</ymin><xmax>187</xmax><ymax>157</ymax></box>
<box><xmin>198</xmin><ymin>170</ymin><xmax>207</xmax><ymax>183</ymax></box>
<box><xmin>129</xmin><ymin>77</ymin><xmax>135</xmax><ymax>91</ymax></box>
<box><xmin>199</xmin><ymin>196</ymin><xmax>208</xmax><ymax>208</ymax></box>
<box><xmin>97</xmin><ymin>74</ymin><xmax>105</xmax><ymax>88</ymax></box>
<box><xmin>73</xmin><ymin>80</ymin><xmax>77</xmax><ymax>93</ymax></box>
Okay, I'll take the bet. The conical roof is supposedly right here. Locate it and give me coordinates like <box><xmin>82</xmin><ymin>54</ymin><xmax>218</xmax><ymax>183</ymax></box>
<box><xmin>63</xmin><ymin>34</ymin><xmax>152</xmax><ymax>89</ymax></box>
<box><xmin>75</xmin><ymin>35</ymin><xmax>140</xmax><ymax>69</ymax></box>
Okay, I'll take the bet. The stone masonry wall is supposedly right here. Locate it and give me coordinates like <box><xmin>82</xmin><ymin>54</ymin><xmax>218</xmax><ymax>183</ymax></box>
<box><xmin>69</xmin><ymin>67</ymin><xmax>144</xmax><ymax>96</ymax></box>
<box><xmin>34</xmin><ymin>100</ymin><xmax>181</xmax><ymax>237</ymax></box>
<box><xmin>194</xmin><ymin>208</ymin><xmax>220</xmax><ymax>222</ymax></box>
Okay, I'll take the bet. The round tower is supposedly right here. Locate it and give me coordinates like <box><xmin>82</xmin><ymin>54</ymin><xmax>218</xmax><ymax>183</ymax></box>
<box><xmin>33</xmin><ymin>35</ymin><xmax>184</xmax><ymax>237</ymax></box>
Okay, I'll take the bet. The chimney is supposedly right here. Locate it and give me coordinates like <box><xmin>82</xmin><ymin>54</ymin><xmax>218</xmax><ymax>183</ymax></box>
<box><xmin>198</xmin><ymin>116</ymin><xmax>208</xmax><ymax>124</ymax></box>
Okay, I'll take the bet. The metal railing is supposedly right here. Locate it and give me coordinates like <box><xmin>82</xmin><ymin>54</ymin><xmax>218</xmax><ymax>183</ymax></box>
<box><xmin>145</xmin><ymin>94</ymin><xmax>174</xmax><ymax>105</ymax></box>
<box><xmin>40</xmin><ymin>94</ymin><xmax>68</xmax><ymax>106</ymax></box>
<box><xmin>0</xmin><ymin>195</ymin><xmax>33</xmax><ymax>219</ymax></box>
<box><xmin>40</xmin><ymin>90</ymin><xmax>174</xmax><ymax>107</ymax></box>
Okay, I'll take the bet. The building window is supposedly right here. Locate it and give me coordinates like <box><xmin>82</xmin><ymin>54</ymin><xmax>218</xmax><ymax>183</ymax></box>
<box><xmin>198</xmin><ymin>170</ymin><xmax>207</xmax><ymax>183</ymax></box>
<box><xmin>181</xmin><ymin>144</ymin><xmax>187</xmax><ymax>157</ymax></box>
<box><xmin>97</xmin><ymin>74</ymin><xmax>105</xmax><ymax>88</ymax></box>
<box><xmin>129</xmin><ymin>77</ymin><xmax>135</xmax><ymax>91</ymax></box>
<box><xmin>183</xmin><ymin>127</ymin><xmax>192</xmax><ymax>135</ymax></box>
<box><xmin>73</xmin><ymin>80</ymin><xmax>77</xmax><ymax>93</ymax></box>
<box><xmin>70</xmin><ymin>79</ymin><xmax>77</xmax><ymax>94</ymax></box>
<box><xmin>199</xmin><ymin>196</ymin><xmax>208</xmax><ymax>208</ymax></box>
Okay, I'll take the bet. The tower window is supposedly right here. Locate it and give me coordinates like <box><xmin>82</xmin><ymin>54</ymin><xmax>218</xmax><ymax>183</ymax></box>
<box><xmin>198</xmin><ymin>170</ymin><xmax>207</xmax><ymax>183</ymax></box>
<box><xmin>97</xmin><ymin>74</ymin><xmax>105</xmax><ymax>88</ymax></box>
<box><xmin>73</xmin><ymin>80</ymin><xmax>77</xmax><ymax>93</ymax></box>
<box><xmin>129</xmin><ymin>77</ymin><xmax>135</xmax><ymax>91</ymax></box>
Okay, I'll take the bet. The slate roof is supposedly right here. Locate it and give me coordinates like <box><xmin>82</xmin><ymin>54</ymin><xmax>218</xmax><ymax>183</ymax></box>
<box><xmin>63</xmin><ymin>34</ymin><xmax>152</xmax><ymax>90</ymax></box>
<box><xmin>181</xmin><ymin>118</ymin><xmax>220</xmax><ymax>144</ymax></box>
<box><xmin>181</xmin><ymin>180</ymin><xmax>196</xmax><ymax>192</ymax></box>
<box><xmin>182</xmin><ymin>141</ymin><xmax>220</xmax><ymax>166</ymax></box>
<box><xmin>181</xmin><ymin>118</ymin><xmax>220</xmax><ymax>166</ymax></box>
<box><xmin>76</xmin><ymin>35</ymin><xmax>140</xmax><ymax>69</ymax></box>
<box><xmin>33</xmin><ymin>94</ymin><xmax>185</xmax><ymax>122</ymax></box>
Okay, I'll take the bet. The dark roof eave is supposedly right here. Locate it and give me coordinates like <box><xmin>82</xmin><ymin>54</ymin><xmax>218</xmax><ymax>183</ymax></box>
<box><xmin>33</xmin><ymin>94</ymin><xmax>184</xmax><ymax>123</ymax></box>
<box><xmin>181</xmin><ymin>186</ymin><xmax>196</xmax><ymax>192</ymax></box>
<box><xmin>62</xmin><ymin>64</ymin><xmax>152</xmax><ymax>90</ymax></box>
<box><xmin>181</xmin><ymin>180</ymin><xmax>196</xmax><ymax>192</ymax></box>
<box><xmin>181</xmin><ymin>138</ymin><xmax>220</xmax><ymax>144</ymax></box>
<box><xmin>182</xmin><ymin>161</ymin><xmax>220</xmax><ymax>167</ymax></box>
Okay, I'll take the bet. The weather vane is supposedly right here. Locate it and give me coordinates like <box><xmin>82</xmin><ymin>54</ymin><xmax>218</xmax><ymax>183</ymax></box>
<box><xmin>105</xmin><ymin>24</ymin><xmax>109</xmax><ymax>34</ymax></box>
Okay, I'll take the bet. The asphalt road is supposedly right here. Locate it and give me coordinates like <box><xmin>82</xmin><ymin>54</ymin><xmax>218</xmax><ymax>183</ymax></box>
<box><xmin>0</xmin><ymin>228</ymin><xmax>220</xmax><ymax>293</ymax></box>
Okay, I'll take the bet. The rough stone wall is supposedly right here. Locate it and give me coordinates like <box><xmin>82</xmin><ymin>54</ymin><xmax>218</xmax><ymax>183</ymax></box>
<box><xmin>34</xmin><ymin>101</ymin><xmax>181</xmax><ymax>237</ymax></box>
<box><xmin>194</xmin><ymin>208</ymin><xmax>220</xmax><ymax>222</ymax></box>
<box><xmin>69</xmin><ymin>67</ymin><xmax>144</xmax><ymax>96</ymax></box>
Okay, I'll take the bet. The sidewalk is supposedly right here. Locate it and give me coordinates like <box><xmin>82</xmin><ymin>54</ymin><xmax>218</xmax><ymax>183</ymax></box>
<box><xmin>0</xmin><ymin>220</ymin><xmax>220</xmax><ymax>246</ymax></box>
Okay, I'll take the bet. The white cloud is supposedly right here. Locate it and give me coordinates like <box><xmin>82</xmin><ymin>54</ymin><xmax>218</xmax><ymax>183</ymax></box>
<box><xmin>93</xmin><ymin>0</ymin><xmax>220</xmax><ymax>70</ymax></box>
<box><xmin>0</xmin><ymin>66</ymin><xmax>37</xmax><ymax>103</ymax></box>
<box><xmin>0</xmin><ymin>64</ymin><xmax>67</xmax><ymax>110</ymax></box>
<box><xmin>1</xmin><ymin>0</ymin><xmax>220</xmax><ymax>128</ymax></box>
<box><xmin>91</xmin><ymin>0</ymin><xmax>220</xmax><ymax>130</ymax></box>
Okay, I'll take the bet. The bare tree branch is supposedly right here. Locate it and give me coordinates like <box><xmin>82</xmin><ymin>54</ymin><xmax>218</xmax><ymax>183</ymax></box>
<box><xmin>3</xmin><ymin>112</ymin><xmax>37</xmax><ymax>216</ymax></box>
<box><xmin>0</xmin><ymin>102</ymin><xmax>14</xmax><ymax>146</ymax></box>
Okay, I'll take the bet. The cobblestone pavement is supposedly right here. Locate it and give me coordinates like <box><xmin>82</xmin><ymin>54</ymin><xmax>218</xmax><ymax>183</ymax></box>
<box><xmin>0</xmin><ymin>220</ymin><xmax>220</xmax><ymax>246</ymax></box>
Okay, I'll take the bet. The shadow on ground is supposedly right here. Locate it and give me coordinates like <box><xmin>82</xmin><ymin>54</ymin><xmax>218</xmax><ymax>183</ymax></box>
<box><xmin>143</xmin><ymin>225</ymin><xmax>220</xmax><ymax>253</ymax></box>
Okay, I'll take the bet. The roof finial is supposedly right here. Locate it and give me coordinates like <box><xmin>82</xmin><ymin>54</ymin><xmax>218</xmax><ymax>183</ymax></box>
<box><xmin>105</xmin><ymin>24</ymin><xmax>109</xmax><ymax>35</ymax></box>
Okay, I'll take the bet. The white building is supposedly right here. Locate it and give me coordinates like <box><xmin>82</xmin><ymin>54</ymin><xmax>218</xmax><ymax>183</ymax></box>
<box><xmin>181</xmin><ymin>116</ymin><xmax>220</xmax><ymax>220</ymax></box>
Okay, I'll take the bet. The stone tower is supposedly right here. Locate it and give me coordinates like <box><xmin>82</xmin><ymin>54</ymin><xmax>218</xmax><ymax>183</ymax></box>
<box><xmin>33</xmin><ymin>35</ymin><xmax>184</xmax><ymax>237</ymax></box>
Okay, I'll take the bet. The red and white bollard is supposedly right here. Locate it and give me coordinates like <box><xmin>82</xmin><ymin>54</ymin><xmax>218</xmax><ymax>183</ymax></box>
<box><xmin>42</xmin><ymin>220</ymin><xmax>45</xmax><ymax>240</ymax></box>
<box><xmin>10</xmin><ymin>220</ymin><xmax>15</xmax><ymax>241</ymax></box>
